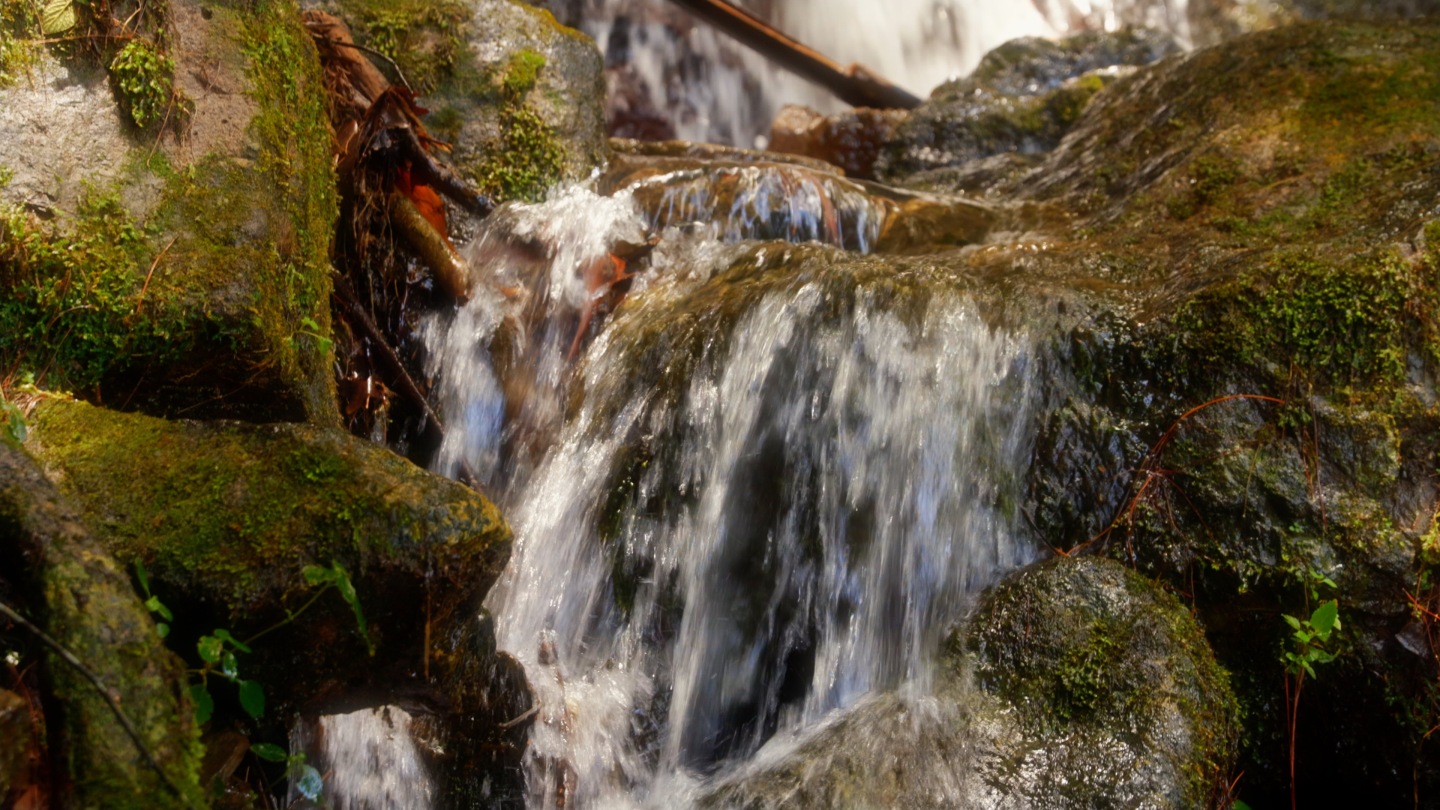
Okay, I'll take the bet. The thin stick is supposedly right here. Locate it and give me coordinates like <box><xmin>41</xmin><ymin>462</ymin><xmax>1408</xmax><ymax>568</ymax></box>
<box><xmin>497</xmin><ymin>705</ymin><xmax>538</xmax><ymax>730</ymax></box>
<box><xmin>0</xmin><ymin>600</ymin><xmax>195</xmax><ymax>806</ymax></box>
<box><xmin>131</xmin><ymin>235</ymin><xmax>179</xmax><ymax>318</ymax></box>
<box><xmin>301</xmin><ymin>24</ymin><xmax>413</xmax><ymax>95</ymax></box>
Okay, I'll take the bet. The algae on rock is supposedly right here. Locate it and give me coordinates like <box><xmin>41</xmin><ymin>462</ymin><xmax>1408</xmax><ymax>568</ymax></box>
<box><xmin>0</xmin><ymin>442</ymin><xmax>204</xmax><ymax>810</ymax></box>
<box><xmin>0</xmin><ymin>0</ymin><xmax>339</xmax><ymax>423</ymax></box>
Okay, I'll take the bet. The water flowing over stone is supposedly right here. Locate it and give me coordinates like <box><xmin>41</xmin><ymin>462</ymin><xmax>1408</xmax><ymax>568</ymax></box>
<box><xmin>304</xmin><ymin>708</ymin><xmax>434</xmax><ymax>810</ymax></box>
<box><xmin>580</xmin><ymin>0</ymin><xmax>1192</xmax><ymax>145</ymax></box>
<box><xmin>425</xmin><ymin>177</ymin><xmax>1041</xmax><ymax>805</ymax></box>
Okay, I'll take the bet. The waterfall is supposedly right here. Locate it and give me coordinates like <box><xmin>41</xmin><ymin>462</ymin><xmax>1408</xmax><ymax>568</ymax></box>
<box><xmin>581</xmin><ymin>0</ymin><xmax>1190</xmax><ymax>146</ymax></box>
<box><xmin>418</xmin><ymin>168</ymin><xmax>1040</xmax><ymax>806</ymax></box>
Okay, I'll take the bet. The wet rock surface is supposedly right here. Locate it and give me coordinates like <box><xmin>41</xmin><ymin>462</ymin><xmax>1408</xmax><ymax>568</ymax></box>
<box><xmin>702</xmin><ymin>557</ymin><xmax>1237</xmax><ymax>809</ymax></box>
<box><xmin>0</xmin><ymin>441</ymin><xmax>203</xmax><ymax>809</ymax></box>
<box><xmin>877</xmin><ymin>27</ymin><xmax>1180</xmax><ymax>186</ymax></box>
<box><xmin>0</xmin><ymin>0</ymin><xmax>339</xmax><ymax>423</ymax></box>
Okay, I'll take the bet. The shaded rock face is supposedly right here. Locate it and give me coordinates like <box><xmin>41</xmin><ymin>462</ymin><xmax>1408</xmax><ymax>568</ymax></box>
<box><xmin>701</xmin><ymin>557</ymin><xmax>1238</xmax><ymax>809</ymax></box>
<box><xmin>876</xmin><ymin>18</ymin><xmax>1440</xmax><ymax>806</ymax></box>
<box><xmin>25</xmin><ymin>398</ymin><xmax>529</xmax><ymax>804</ymax></box>
<box><xmin>0</xmin><ymin>443</ymin><xmax>203</xmax><ymax>810</ymax></box>
<box><xmin>876</xmin><ymin>27</ymin><xmax>1181</xmax><ymax>189</ymax></box>
<box><xmin>0</xmin><ymin>0</ymin><xmax>339</xmax><ymax>423</ymax></box>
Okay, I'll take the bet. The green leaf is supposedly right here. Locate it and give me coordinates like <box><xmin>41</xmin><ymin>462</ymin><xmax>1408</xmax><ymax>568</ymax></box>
<box><xmin>145</xmin><ymin>595</ymin><xmax>173</xmax><ymax>622</ymax></box>
<box><xmin>295</xmin><ymin>763</ymin><xmax>323</xmax><ymax>800</ymax></box>
<box><xmin>213</xmin><ymin>628</ymin><xmax>252</xmax><ymax>654</ymax></box>
<box><xmin>134</xmin><ymin>560</ymin><xmax>151</xmax><ymax>596</ymax></box>
<box><xmin>331</xmin><ymin>564</ymin><xmax>373</xmax><ymax>655</ymax></box>
<box><xmin>1235</xmin><ymin>801</ymin><xmax>1253</xmax><ymax>810</ymax></box>
<box><xmin>251</xmin><ymin>742</ymin><xmax>287</xmax><ymax>763</ymax></box>
<box><xmin>238</xmin><ymin>679</ymin><xmax>265</xmax><ymax>719</ymax></box>
<box><xmin>1310</xmin><ymin>600</ymin><xmax>1339</xmax><ymax>637</ymax></box>
<box><xmin>190</xmin><ymin>684</ymin><xmax>214</xmax><ymax>725</ymax></box>
<box><xmin>40</xmin><ymin>0</ymin><xmax>76</xmax><ymax>35</ymax></box>
<box><xmin>197</xmin><ymin>635</ymin><xmax>223</xmax><ymax>664</ymax></box>
<box><xmin>302</xmin><ymin>564</ymin><xmax>338</xmax><ymax>587</ymax></box>
<box><xmin>156</xmin><ymin>622</ymin><xmax>170</xmax><ymax>639</ymax></box>
<box><xmin>1282</xmin><ymin>614</ymin><xmax>1302</xmax><ymax>631</ymax></box>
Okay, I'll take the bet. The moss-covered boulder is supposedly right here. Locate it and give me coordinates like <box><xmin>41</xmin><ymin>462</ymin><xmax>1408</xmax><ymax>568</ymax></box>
<box><xmin>328</xmin><ymin>0</ymin><xmax>609</xmax><ymax>204</ymax></box>
<box><xmin>0</xmin><ymin>0</ymin><xmax>338</xmax><ymax>423</ymax></box>
<box><xmin>909</xmin><ymin>18</ymin><xmax>1440</xmax><ymax>805</ymax></box>
<box><xmin>967</xmin><ymin>557</ymin><xmax>1238</xmax><ymax>806</ymax></box>
<box><xmin>702</xmin><ymin>557</ymin><xmax>1237</xmax><ymax>808</ymax></box>
<box><xmin>876</xmin><ymin>28</ymin><xmax>1179</xmax><ymax>190</ymax></box>
<box><xmin>0</xmin><ymin>441</ymin><xmax>204</xmax><ymax>809</ymax></box>
<box><xmin>26</xmin><ymin>397</ymin><xmax>514</xmax><ymax>716</ymax></box>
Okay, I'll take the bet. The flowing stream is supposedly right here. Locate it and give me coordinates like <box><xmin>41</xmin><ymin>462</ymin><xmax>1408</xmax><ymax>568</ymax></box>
<box><xmin>582</xmin><ymin>0</ymin><xmax>1189</xmax><ymax>145</ymax></box>
<box><xmin>318</xmin><ymin>0</ymin><xmax>1192</xmax><ymax>805</ymax></box>
<box><xmin>421</xmin><ymin>154</ymin><xmax>1040</xmax><ymax>807</ymax></box>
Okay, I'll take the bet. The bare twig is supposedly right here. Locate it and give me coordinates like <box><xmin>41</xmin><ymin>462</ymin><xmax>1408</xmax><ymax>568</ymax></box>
<box><xmin>130</xmin><ymin>235</ymin><xmax>179</xmax><ymax>320</ymax></box>
<box><xmin>0</xmin><ymin>600</ymin><xmax>196</xmax><ymax>807</ymax></box>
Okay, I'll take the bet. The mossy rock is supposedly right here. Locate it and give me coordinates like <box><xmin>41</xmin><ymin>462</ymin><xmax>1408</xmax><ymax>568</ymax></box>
<box><xmin>967</xmin><ymin>556</ymin><xmax>1238</xmax><ymax>808</ymax></box>
<box><xmin>0</xmin><ymin>442</ymin><xmax>204</xmax><ymax>810</ymax></box>
<box><xmin>878</xmin><ymin>27</ymin><xmax>1179</xmax><ymax>184</ymax></box>
<box><xmin>0</xmin><ymin>0</ymin><xmax>338</xmax><ymax>423</ymax></box>
<box><xmin>328</xmin><ymin>0</ymin><xmax>609</xmax><ymax>204</ymax></box>
<box><xmin>26</xmin><ymin>397</ymin><xmax>513</xmax><ymax>724</ymax></box>
<box><xmin>700</xmin><ymin>557</ymin><xmax>1237</xmax><ymax>808</ymax></box>
<box><xmin>976</xmin><ymin>19</ymin><xmax>1440</xmax><ymax>804</ymax></box>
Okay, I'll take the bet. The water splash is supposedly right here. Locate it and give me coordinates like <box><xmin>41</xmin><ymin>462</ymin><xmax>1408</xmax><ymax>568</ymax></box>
<box><xmin>296</xmin><ymin>707</ymin><xmax>433</xmax><ymax>810</ymax></box>
<box><xmin>435</xmin><ymin>178</ymin><xmax>1041</xmax><ymax>805</ymax></box>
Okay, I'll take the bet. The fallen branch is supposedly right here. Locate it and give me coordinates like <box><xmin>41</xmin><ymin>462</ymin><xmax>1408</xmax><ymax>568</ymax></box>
<box><xmin>0</xmin><ymin>600</ymin><xmax>196</xmax><ymax>808</ymax></box>
<box><xmin>387</xmin><ymin>192</ymin><xmax>470</xmax><ymax>302</ymax></box>
<box><xmin>666</xmin><ymin>0</ymin><xmax>923</xmax><ymax>109</ymax></box>
<box><xmin>332</xmin><ymin>275</ymin><xmax>446</xmax><ymax>436</ymax></box>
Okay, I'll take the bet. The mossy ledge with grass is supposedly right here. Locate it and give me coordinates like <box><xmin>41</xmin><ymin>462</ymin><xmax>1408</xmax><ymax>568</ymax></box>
<box><xmin>0</xmin><ymin>0</ymin><xmax>338</xmax><ymax>423</ymax></box>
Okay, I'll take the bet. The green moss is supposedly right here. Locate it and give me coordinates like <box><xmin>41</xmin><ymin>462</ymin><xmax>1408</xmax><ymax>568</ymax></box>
<box><xmin>1168</xmin><ymin>248</ymin><xmax>1419</xmax><ymax>397</ymax></box>
<box><xmin>108</xmin><ymin>39</ymin><xmax>177</xmax><ymax>128</ymax></box>
<box><xmin>0</xmin><ymin>189</ymin><xmax>203</xmax><ymax>391</ymax></box>
<box><xmin>0</xmin><ymin>0</ymin><xmax>38</xmax><ymax>88</ymax></box>
<box><xmin>30</xmin><ymin>397</ymin><xmax>509</xmax><ymax>616</ymax></box>
<box><xmin>344</xmin><ymin>0</ymin><xmax>470</xmax><ymax>95</ymax></box>
<box><xmin>236</xmin><ymin>0</ymin><xmax>339</xmax><ymax>420</ymax></box>
<box><xmin>468</xmin><ymin>50</ymin><xmax>564</xmax><ymax>202</ymax></box>
<box><xmin>502</xmin><ymin>48</ymin><xmax>545</xmax><ymax>96</ymax></box>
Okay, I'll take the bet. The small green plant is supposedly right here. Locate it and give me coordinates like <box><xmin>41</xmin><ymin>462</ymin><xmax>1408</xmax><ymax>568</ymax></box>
<box><xmin>1280</xmin><ymin>568</ymin><xmax>1341</xmax><ymax>810</ymax></box>
<box><xmin>136</xmin><ymin>559</ymin><xmax>373</xmax><ymax>727</ymax></box>
<box><xmin>290</xmin><ymin>315</ymin><xmax>334</xmax><ymax>355</ymax></box>
<box><xmin>251</xmin><ymin>743</ymin><xmax>323</xmax><ymax>802</ymax></box>
<box><xmin>0</xmin><ymin>393</ymin><xmax>24</xmax><ymax>448</ymax></box>
<box><xmin>108</xmin><ymin>39</ymin><xmax>175</xmax><ymax>128</ymax></box>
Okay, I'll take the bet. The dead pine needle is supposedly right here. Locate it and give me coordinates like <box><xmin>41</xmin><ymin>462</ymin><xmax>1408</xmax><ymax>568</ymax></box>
<box><xmin>1066</xmin><ymin>393</ymin><xmax>1285</xmax><ymax>557</ymax></box>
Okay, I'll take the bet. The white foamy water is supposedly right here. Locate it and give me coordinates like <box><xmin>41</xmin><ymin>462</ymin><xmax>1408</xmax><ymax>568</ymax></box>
<box><xmin>418</xmin><ymin>177</ymin><xmax>1040</xmax><ymax>807</ymax></box>
<box><xmin>583</xmin><ymin>0</ymin><xmax>1190</xmax><ymax>146</ymax></box>
<box><xmin>303</xmin><ymin>707</ymin><xmax>433</xmax><ymax>810</ymax></box>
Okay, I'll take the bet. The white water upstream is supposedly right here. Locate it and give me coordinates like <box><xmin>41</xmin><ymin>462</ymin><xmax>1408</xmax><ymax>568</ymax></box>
<box><xmin>582</xmin><ymin>0</ymin><xmax>1190</xmax><ymax>145</ymax></box>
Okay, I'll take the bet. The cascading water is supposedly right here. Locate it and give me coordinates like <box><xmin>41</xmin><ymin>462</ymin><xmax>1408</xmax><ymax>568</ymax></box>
<box><xmin>417</xmin><ymin>149</ymin><xmax>1042</xmax><ymax>806</ymax></box>
<box><xmin>580</xmin><ymin>0</ymin><xmax>1190</xmax><ymax>145</ymax></box>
